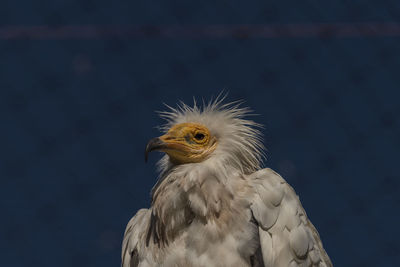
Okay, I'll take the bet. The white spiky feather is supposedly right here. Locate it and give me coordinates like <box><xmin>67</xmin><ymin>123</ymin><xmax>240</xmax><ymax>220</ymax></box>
<box><xmin>156</xmin><ymin>96</ymin><xmax>265</xmax><ymax>176</ymax></box>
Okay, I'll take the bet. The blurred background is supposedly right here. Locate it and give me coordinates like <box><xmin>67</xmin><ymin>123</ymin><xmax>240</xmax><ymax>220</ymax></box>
<box><xmin>1</xmin><ymin>1</ymin><xmax>399</xmax><ymax>266</ymax></box>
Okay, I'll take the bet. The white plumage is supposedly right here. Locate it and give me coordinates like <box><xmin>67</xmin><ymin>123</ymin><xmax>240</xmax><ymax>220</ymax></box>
<box><xmin>122</xmin><ymin>98</ymin><xmax>332</xmax><ymax>267</ymax></box>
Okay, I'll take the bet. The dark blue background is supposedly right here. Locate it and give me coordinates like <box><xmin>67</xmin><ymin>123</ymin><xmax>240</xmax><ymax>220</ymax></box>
<box><xmin>1</xmin><ymin>1</ymin><xmax>399</xmax><ymax>266</ymax></box>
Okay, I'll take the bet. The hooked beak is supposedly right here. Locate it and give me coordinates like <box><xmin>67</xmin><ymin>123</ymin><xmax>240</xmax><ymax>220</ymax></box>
<box><xmin>145</xmin><ymin>137</ymin><xmax>167</xmax><ymax>163</ymax></box>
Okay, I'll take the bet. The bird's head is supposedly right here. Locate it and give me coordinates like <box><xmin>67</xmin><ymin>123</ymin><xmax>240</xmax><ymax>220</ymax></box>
<box><xmin>145</xmin><ymin>122</ymin><xmax>218</xmax><ymax>165</ymax></box>
<box><xmin>145</xmin><ymin>97</ymin><xmax>265</xmax><ymax>174</ymax></box>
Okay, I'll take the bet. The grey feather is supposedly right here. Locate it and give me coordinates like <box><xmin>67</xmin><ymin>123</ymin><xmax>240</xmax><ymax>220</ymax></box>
<box><xmin>250</xmin><ymin>168</ymin><xmax>332</xmax><ymax>267</ymax></box>
<box><xmin>122</xmin><ymin>209</ymin><xmax>149</xmax><ymax>267</ymax></box>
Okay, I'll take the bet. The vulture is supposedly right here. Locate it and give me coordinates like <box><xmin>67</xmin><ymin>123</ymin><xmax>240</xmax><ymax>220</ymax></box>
<box><xmin>122</xmin><ymin>98</ymin><xmax>332</xmax><ymax>267</ymax></box>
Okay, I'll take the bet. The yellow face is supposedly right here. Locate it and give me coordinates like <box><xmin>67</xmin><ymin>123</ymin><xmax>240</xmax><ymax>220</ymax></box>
<box><xmin>146</xmin><ymin>123</ymin><xmax>217</xmax><ymax>164</ymax></box>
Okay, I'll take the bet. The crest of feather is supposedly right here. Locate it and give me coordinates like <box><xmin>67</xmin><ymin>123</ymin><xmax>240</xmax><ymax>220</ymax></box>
<box><xmin>156</xmin><ymin>95</ymin><xmax>266</xmax><ymax>175</ymax></box>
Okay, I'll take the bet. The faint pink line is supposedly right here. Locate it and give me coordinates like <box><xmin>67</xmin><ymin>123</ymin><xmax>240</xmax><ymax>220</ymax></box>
<box><xmin>0</xmin><ymin>23</ymin><xmax>400</xmax><ymax>40</ymax></box>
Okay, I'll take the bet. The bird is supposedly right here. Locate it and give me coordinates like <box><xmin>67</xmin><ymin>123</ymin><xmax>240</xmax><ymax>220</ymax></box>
<box><xmin>122</xmin><ymin>97</ymin><xmax>332</xmax><ymax>267</ymax></box>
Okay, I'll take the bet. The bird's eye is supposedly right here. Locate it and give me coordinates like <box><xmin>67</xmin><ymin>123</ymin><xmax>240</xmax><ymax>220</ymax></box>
<box><xmin>194</xmin><ymin>133</ymin><xmax>205</xmax><ymax>140</ymax></box>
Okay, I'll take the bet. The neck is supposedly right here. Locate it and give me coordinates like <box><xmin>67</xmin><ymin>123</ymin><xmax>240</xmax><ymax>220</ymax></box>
<box><xmin>147</xmin><ymin>158</ymin><xmax>249</xmax><ymax>246</ymax></box>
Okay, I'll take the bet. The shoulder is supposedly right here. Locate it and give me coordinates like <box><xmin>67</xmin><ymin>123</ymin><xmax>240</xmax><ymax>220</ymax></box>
<box><xmin>248</xmin><ymin>168</ymin><xmax>290</xmax><ymax>206</ymax></box>
<box><xmin>122</xmin><ymin>209</ymin><xmax>150</xmax><ymax>267</ymax></box>
<box><xmin>248</xmin><ymin>167</ymin><xmax>287</xmax><ymax>184</ymax></box>
<box><xmin>124</xmin><ymin>209</ymin><xmax>149</xmax><ymax>236</ymax></box>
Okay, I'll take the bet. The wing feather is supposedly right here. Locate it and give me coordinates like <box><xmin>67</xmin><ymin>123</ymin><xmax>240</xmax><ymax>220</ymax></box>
<box><xmin>121</xmin><ymin>209</ymin><xmax>149</xmax><ymax>267</ymax></box>
<box><xmin>250</xmin><ymin>168</ymin><xmax>332</xmax><ymax>267</ymax></box>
